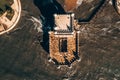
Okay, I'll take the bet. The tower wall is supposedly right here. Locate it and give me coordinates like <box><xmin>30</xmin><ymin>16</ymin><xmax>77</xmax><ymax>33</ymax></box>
<box><xmin>49</xmin><ymin>31</ymin><xmax>77</xmax><ymax>64</ymax></box>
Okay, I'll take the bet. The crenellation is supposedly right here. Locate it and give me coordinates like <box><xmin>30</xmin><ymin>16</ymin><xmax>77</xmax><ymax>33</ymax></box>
<box><xmin>49</xmin><ymin>13</ymin><xmax>81</xmax><ymax>67</ymax></box>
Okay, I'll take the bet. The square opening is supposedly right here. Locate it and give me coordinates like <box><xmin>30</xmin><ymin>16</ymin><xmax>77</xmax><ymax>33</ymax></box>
<box><xmin>59</xmin><ymin>38</ymin><xmax>67</xmax><ymax>52</ymax></box>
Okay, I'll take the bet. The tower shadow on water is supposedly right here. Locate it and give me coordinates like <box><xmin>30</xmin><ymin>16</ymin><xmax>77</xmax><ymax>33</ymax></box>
<box><xmin>33</xmin><ymin>0</ymin><xmax>66</xmax><ymax>53</ymax></box>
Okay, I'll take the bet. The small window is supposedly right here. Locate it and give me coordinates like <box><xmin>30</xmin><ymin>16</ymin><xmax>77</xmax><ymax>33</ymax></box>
<box><xmin>59</xmin><ymin>38</ymin><xmax>67</xmax><ymax>52</ymax></box>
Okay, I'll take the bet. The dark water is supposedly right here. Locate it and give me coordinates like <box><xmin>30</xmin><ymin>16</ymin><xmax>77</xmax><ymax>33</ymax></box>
<box><xmin>34</xmin><ymin>0</ymin><xmax>66</xmax><ymax>29</ymax></box>
<box><xmin>34</xmin><ymin>0</ymin><xmax>66</xmax><ymax>52</ymax></box>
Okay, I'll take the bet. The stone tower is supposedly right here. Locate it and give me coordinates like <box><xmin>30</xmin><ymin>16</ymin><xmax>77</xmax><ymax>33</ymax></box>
<box><xmin>49</xmin><ymin>13</ymin><xmax>80</xmax><ymax>67</ymax></box>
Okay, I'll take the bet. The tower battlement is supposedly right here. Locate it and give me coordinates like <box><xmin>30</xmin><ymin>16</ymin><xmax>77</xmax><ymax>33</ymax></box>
<box><xmin>49</xmin><ymin>13</ymin><xmax>80</xmax><ymax>67</ymax></box>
